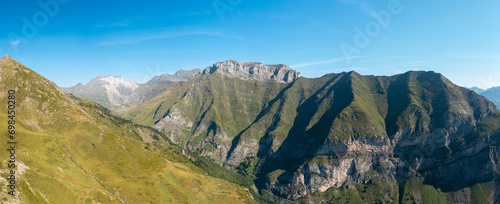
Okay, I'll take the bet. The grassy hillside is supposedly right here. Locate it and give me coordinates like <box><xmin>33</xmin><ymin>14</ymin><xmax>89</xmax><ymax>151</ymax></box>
<box><xmin>0</xmin><ymin>56</ymin><xmax>257</xmax><ymax>203</ymax></box>
<box><xmin>123</xmin><ymin>66</ymin><xmax>500</xmax><ymax>201</ymax></box>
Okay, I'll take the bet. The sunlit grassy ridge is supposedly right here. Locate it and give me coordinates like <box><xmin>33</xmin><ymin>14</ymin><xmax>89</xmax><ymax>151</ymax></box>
<box><xmin>0</xmin><ymin>56</ymin><xmax>257</xmax><ymax>203</ymax></box>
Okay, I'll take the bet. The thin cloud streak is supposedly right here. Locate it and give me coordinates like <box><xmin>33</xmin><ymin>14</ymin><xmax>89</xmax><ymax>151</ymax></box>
<box><xmin>442</xmin><ymin>54</ymin><xmax>500</xmax><ymax>60</ymax></box>
<box><xmin>10</xmin><ymin>40</ymin><xmax>21</xmax><ymax>46</ymax></box>
<box><xmin>337</xmin><ymin>0</ymin><xmax>377</xmax><ymax>18</ymax></box>
<box><xmin>95</xmin><ymin>22</ymin><xmax>130</xmax><ymax>28</ymax></box>
<box><xmin>98</xmin><ymin>28</ymin><xmax>245</xmax><ymax>46</ymax></box>
<box><xmin>311</xmin><ymin>21</ymin><xmax>347</xmax><ymax>35</ymax></box>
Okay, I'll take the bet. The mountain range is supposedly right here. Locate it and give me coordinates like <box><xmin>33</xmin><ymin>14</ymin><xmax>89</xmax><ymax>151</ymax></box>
<box><xmin>2</xmin><ymin>55</ymin><xmax>500</xmax><ymax>203</ymax></box>
<box><xmin>119</xmin><ymin>60</ymin><xmax>500</xmax><ymax>203</ymax></box>
<box><xmin>0</xmin><ymin>55</ymin><xmax>257</xmax><ymax>203</ymax></box>
<box><xmin>469</xmin><ymin>87</ymin><xmax>500</xmax><ymax>109</ymax></box>
<box><xmin>62</xmin><ymin>69</ymin><xmax>201</xmax><ymax>113</ymax></box>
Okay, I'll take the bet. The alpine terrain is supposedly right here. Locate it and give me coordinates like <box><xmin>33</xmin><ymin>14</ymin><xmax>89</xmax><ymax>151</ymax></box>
<box><xmin>122</xmin><ymin>59</ymin><xmax>500</xmax><ymax>203</ymax></box>
<box><xmin>0</xmin><ymin>55</ymin><xmax>257</xmax><ymax>203</ymax></box>
<box><xmin>3</xmin><ymin>55</ymin><xmax>500</xmax><ymax>203</ymax></box>
<box><xmin>62</xmin><ymin>69</ymin><xmax>201</xmax><ymax>113</ymax></box>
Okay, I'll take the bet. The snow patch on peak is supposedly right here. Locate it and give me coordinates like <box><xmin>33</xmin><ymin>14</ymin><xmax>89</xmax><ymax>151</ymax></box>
<box><xmin>94</xmin><ymin>76</ymin><xmax>139</xmax><ymax>106</ymax></box>
<box><xmin>88</xmin><ymin>75</ymin><xmax>138</xmax><ymax>90</ymax></box>
<box><xmin>63</xmin><ymin>75</ymin><xmax>140</xmax><ymax>108</ymax></box>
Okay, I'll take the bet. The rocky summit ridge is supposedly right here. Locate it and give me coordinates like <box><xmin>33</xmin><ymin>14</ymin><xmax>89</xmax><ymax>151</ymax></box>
<box><xmin>62</xmin><ymin>60</ymin><xmax>301</xmax><ymax>111</ymax></box>
<box><xmin>200</xmin><ymin>59</ymin><xmax>301</xmax><ymax>83</ymax></box>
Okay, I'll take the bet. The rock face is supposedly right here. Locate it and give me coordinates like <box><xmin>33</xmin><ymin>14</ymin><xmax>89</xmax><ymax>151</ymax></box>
<box><xmin>200</xmin><ymin>60</ymin><xmax>300</xmax><ymax>83</ymax></box>
<box><xmin>127</xmin><ymin>68</ymin><xmax>500</xmax><ymax>202</ymax></box>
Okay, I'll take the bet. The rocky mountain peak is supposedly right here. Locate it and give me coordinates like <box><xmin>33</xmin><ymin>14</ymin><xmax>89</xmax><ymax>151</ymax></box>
<box><xmin>152</xmin><ymin>68</ymin><xmax>201</xmax><ymax>82</ymax></box>
<box><xmin>87</xmin><ymin>74</ymin><xmax>138</xmax><ymax>88</ymax></box>
<box><xmin>1</xmin><ymin>54</ymin><xmax>13</xmax><ymax>63</ymax></box>
<box><xmin>63</xmin><ymin>74</ymin><xmax>139</xmax><ymax>108</ymax></box>
<box><xmin>202</xmin><ymin>60</ymin><xmax>301</xmax><ymax>83</ymax></box>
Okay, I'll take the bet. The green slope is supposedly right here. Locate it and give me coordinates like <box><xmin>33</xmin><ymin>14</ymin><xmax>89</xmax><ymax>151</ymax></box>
<box><xmin>124</xmin><ymin>65</ymin><xmax>500</xmax><ymax>202</ymax></box>
<box><xmin>0</xmin><ymin>56</ymin><xmax>257</xmax><ymax>203</ymax></box>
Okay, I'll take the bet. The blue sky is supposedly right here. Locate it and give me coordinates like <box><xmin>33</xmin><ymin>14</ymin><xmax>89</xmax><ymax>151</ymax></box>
<box><xmin>1</xmin><ymin>0</ymin><xmax>500</xmax><ymax>89</ymax></box>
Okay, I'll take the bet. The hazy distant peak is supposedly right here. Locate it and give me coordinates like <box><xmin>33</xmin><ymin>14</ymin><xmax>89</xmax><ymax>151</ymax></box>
<box><xmin>167</xmin><ymin>68</ymin><xmax>201</xmax><ymax>81</ymax></box>
<box><xmin>202</xmin><ymin>60</ymin><xmax>300</xmax><ymax>83</ymax></box>
<box><xmin>63</xmin><ymin>74</ymin><xmax>139</xmax><ymax>108</ymax></box>
<box><xmin>149</xmin><ymin>68</ymin><xmax>201</xmax><ymax>83</ymax></box>
<box><xmin>469</xmin><ymin>86</ymin><xmax>486</xmax><ymax>94</ymax></box>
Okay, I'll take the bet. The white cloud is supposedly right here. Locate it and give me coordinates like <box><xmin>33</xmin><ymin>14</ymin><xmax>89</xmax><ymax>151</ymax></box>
<box><xmin>468</xmin><ymin>75</ymin><xmax>500</xmax><ymax>90</ymax></box>
<box><xmin>10</xmin><ymin>40</ymin><xmax>21</xmax><ymax>46</ymax></box>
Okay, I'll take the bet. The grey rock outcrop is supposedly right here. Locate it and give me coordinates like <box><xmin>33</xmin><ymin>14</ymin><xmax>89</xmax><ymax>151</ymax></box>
<box><xmin>201</xmin><ymin>60</ymin><xmax>300</xmax><ymax>83</ymax></box>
